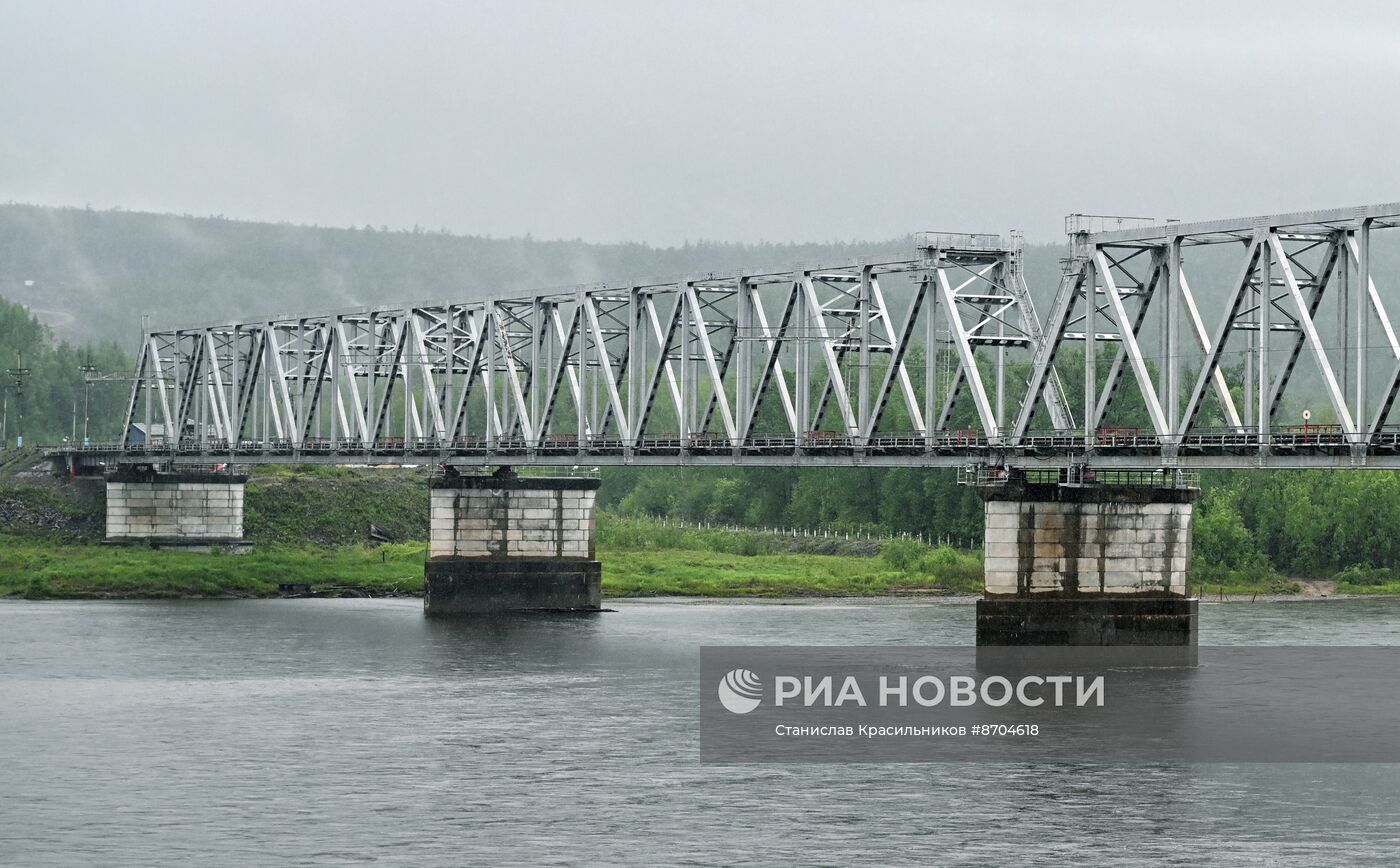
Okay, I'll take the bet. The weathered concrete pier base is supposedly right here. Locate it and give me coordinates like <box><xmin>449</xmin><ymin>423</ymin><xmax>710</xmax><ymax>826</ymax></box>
<box><xmin>976</xmin><ymin>481</ymin><xmax>1198</xmax><ymax>646</ymax></box>
<box><xmin>104</xmin><ymin>467</ymin><xmax>247</xmax><ymax>549</ymax></box>
<box><xmin>424</xmin><ymin>472</ymin><xmax>602</xmax><ymax>615</ymax></box>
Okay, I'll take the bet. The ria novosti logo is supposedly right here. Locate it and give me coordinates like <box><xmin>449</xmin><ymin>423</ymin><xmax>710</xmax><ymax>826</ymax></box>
<box><xmin>717</xmin><ymin>668</ymin><xmax>763</xmax><ymax>714</ymax></box>
<box><xmin>715</xmin><ymin>668</ymin><xmax>1106</xmax><ymax>714</ymax></box>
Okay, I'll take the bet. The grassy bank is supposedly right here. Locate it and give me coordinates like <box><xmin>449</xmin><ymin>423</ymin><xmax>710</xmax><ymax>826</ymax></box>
<box><xmin>1332</xmin><ymin>566</ymin><xmax>1400</xmax><ymax>596</ymax></box>
<box><xmin>0</xmin><ymin>466</ymin><xmax>1310</xmax><ymax>600</ymax></box>
<box><xmin>1</xmin><ymin>537</ymin><xmax>428</xmax><ymax>599</ymax></box>
<box><xmin>1190</xmin><ymin>574</ymin><xmax>1302</xmax><ymax>597</ymax></box>
<box><xmin>244</xmin><ymin>465</ymin><xmax>429</xmax><ymax>545</ymax></box>
<box><xmin>0</xmin><ymin>515</ymin><xmax>986</xmax><ymax>600</ymax></box>
<box><xmin>599</xmin><ymin>517</ymin><xmax>982</xmax><ymax>597</ymax></box>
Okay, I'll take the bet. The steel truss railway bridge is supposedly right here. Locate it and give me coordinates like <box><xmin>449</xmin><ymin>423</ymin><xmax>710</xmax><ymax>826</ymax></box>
<box><xmin>47</xmin><ymin>200</ymin><xmax>1400</xmax><ymax>634</ymax></box>
<box><xmin>55</xmin><ymin>201</ymin><xmax>1400</xmax><ymax>473</ymax></box>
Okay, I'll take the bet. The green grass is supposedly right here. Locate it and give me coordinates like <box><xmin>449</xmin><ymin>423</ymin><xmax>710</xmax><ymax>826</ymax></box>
<box><xmin>1187</xmin><ymin>560</ymin><xmax>1301</xmax><ymax>596</ymax></box>
<box><xmin>3</xmin><ymin>531</ymin><xmax>1341</xmax><ymax>601</ymax></box>
<box><xmin>599</xmin><ymin>514</ymin><xmax>982</xmax><ymax>597</ymax></box>
<box><xmin>1188</xmin><ymin>575</ymin><xmax>1301</xmax><ymax>597</ymax></box>
<box><xmin>0</xmin><ymin>501</ymin><xmax>1316</xmax><ymax>604</ymax></box>
<box><xmin>1190</xmin><ymin>578</ymin><xmax>1302</xmax><ymax>597</ymax></box>
<box><xmin>0</xmin><ymin>536</ymin><xmax>427</xmax><ymax>599</ymax></box>
<box><xmin>0</xmin><ymin>463</ymin><xmax>1347</xmax><ymax>602</ymax></box>
<box><xmin>244</xmin><ymin>467</ymin><xmax>429</xmax><ymax>546</ymax></box>
<box><xmin>1338</xmin><ymin>583</ymin><xmax>1400</xmax><ymax>595</ymax></box>
<box><xmin>1332</xmin><ymin>565</ymin><xmax>1400</xmax><ymax>596</ymax></box>
<box><xmin>0</xmin><ymin>515</ymin><xmax>986</xmax><ymax>600</ymax></box>
<box><xmin>603</xmin><ymin>549</ymin><xmax>967</xmax><ymax>597</ymax></box>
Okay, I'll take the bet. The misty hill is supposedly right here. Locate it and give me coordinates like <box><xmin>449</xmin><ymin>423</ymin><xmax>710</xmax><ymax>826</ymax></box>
<box><xmin>1</xmin><ymin>203</ymin><xmax>1073</xmax><ymax>346</ymax></box>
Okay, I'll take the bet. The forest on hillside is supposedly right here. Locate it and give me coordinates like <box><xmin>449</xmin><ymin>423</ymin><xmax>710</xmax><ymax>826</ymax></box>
<box><xmin>0</xmin><ymin>296</ymin><xmax>129</xmax><ymax>444</ymax></box>
<box><xmin>0</xmin><ymin>203</ymin><xmax>948</xmax><ymax>345</ymax></box>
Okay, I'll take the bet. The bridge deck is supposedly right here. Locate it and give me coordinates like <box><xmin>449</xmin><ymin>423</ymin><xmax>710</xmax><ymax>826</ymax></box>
<box><xmin>50</xmin><ymin>428</ymin><xmax>1400</xmax><ymax>470</ymax></box>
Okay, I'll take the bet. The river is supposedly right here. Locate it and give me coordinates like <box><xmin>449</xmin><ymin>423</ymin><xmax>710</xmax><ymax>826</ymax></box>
<box><xmin>3</xmin><ymin>597</ymin><xmax>1400</xmax><ymax>865</ymax></box>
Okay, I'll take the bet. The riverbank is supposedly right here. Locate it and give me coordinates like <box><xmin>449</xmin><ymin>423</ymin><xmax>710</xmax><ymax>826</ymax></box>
<box><xmin>0</xmin><ymin>469</ymin><xmax>990</xmax><ymax>599</ymax></box>
<box><xmin>6</xmin><ymin>535</ymin><xmax>1388</xmax><ymax>601</ymax></box>
<box><xmin>3</xmin><ymin>464</ymin><xmax>1366</xmax><ymax>601</ymax></box>
<box><xmin>0</xmin><ymin>534</ymin><xmax>983</xmax><ymax>600</ymax></box>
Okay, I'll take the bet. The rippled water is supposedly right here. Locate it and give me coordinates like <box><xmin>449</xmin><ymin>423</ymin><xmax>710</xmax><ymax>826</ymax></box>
<box><xmin>3</xmin><ymin>597</ymin><xmax>1400</xmax><ymax>865</ymax></box>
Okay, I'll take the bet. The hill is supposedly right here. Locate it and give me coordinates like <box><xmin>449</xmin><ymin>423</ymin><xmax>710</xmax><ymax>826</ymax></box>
<box><xmin>0</xmin><ymin>202</ymin><xmax>1042</xmax><ymax>345</ymax></box>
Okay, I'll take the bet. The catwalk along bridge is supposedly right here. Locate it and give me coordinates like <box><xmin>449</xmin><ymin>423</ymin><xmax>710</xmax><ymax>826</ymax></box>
<box><xmin>59</xmin><ymin>201</ymin><xmax>1400</xmax><ymax>473</ymax></box>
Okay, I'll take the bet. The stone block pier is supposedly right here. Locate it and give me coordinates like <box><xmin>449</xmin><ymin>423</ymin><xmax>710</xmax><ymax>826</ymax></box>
<box><xmin>424</xmin><ymin>470</ymin><xmax>602</xmax><ymax>615</ymax></box>
<box><xmin>975</xmin><ymin>478</ymin><xmax>1199</xmax><ymax>645</ymax></box>
<box><xmin>105</xmin><ymin>467</ymin><xmax>247</xmax><ymax>549</ymax></box>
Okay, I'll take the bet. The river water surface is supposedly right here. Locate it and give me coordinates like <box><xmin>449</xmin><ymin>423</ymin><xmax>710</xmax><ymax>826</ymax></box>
<box><xmin>3</xmin><ymin>597</ymin><xmax>1400</xmax><ymax>865</ymax></box>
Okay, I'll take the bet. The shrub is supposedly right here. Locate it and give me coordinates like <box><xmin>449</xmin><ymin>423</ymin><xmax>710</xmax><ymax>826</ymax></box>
<box><xmin>922</xmin><ymin>545</ymin><xmax>962</xmax><ymax>569</ymax></box>
<box><xmin>916</xmin><ymin>546</ymin><xmax>982</xmax><ymax>591</ymax></box>
<box><xmin>881</xmin><ymin>538</ymin><xmax>924</xmax><ymax>573</ymax></box>
<box><xmin>731</xmin><ymin>533</ymin><xmax>774</xmax><ymax>557</ymax></box>
<box><xmin>1335</xmin><ymin>565</ymin><xmax>1395</xmax><ymax>587</ymax></box>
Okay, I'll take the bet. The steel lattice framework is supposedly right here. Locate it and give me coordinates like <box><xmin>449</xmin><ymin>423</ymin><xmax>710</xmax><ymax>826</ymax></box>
<box><xmin>84</xmin><ymin>202</ymin><xmax>1400</xmax><ymax>470</ymax></box>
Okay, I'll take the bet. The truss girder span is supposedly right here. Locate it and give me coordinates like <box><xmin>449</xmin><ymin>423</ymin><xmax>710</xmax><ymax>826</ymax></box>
<box><xmin>1015</xmin><ymin>203</ymin><xmax>1400</xmax><ymax>455</ymax></box>
<box><xmin>122</xmin><ymin>236</ymin><xmax>1065</xmax><ymax>456</ymax></box>
<box><xmin>113</xmin><ymin>202</ymin><xmax>1400</xmax><ymax>469</ymax></box>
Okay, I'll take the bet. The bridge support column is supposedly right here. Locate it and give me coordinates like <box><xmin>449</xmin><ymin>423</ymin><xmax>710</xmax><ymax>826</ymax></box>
<box><xmin>424</xmin><ymin>471</ymin><xmax>602</xmax><ymax>615</ymax></box>
<box><xmin>975</xmin><ymin>481</ymin><xmax>1198</xmax><ymax>645</ymax></box>
<box><xmin>105</xmin><ymin>467</ymin><xmax>247</xmax><ymax>549</ymax></box>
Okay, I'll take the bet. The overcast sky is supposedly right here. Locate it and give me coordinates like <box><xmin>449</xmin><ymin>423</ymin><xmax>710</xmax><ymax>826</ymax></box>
<box><xmin>3</xmin><ymin>0</ymin><xmax>1399</xmax><ymax>246</ymax></box>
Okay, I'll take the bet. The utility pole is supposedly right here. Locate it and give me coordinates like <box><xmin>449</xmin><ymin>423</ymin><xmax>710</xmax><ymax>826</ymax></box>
<box><xmin>80</xmin><ymin>351</ymin><xmax>98</xmax><ymax>444</ymax></box>
<box><xmin>7</xmin><ymin>357</ymin><xmax>31</xmax><ymax>448</ymax></box>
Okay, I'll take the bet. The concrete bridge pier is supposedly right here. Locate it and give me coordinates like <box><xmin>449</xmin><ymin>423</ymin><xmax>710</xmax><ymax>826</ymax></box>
<box><xmin>975</xmin><ymin>480</ymin><xmax>1199</xmax><ymax>645</ymax></box>
<box><xmin>104</xmin><ymin>467</ymin><xmax>247</xmax><ymax>549</ymax></box>
<box><xmin>424</xmin><ymin>470</ymin><xmax>602</xmax><ymax>615</ymax></box>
